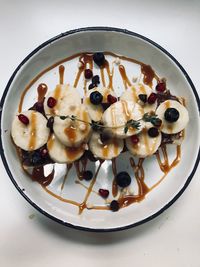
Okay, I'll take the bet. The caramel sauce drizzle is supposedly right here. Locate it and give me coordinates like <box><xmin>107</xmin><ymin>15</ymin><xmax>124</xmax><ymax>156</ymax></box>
<box><xmin>60</xmin><ymin>163</ymin><xmax>72</xmax><ymax>191</ymax></box>
<box><xmin>75</xmin><ymin>180</ymin><xmax>98</xmax><ymax>195</ymax></box>
<box><xmin>17</xmin><ymin>51</ymin><xmax>182</xmax><ymax>213</ymax></box>
<box><xmin>151</xmin><ymin>145</ymin><xmax>181</xmax><ymax>190</ymax></box>
<box><xmin>19</xmin><ymin>51</ymin><xmax>158</xmax><ymax>112</ymax></box>
<box><xmin>79</xmin><ymin>161</ymin><xmax>103</xmax><ymax>214</ymax></box>
<box><xmin>32</xmin><ymin>166</ymin><xmax>55</xmax><ymax>187</ymax></box>
<box><xmin>43</xmin><ymin>186</ymin><xmax>80</xmax><ymax>207</ymax></box>
<box><xmin>102</xmin><ymin>144</ymin><xmax>109</xmax><ymax>158</ymax></box>
<box><xmin>65</xmin><ymin>147</ymin><xmax>83</xmax><ymax>161</ymax></box>
<box><xmin>121</xmin><ymin>100</ymin><xmax>131</xmax><ymax>120</ymax></box>
<box><xmin>74</xmin><ymin>54</ymin><xmax>93</xmax><ymax>94</ymax></box>
<box><xmin>59</xmin><ymin>65</ymin><xmax>65</xmax><ymax>84</ymax></box>
<box><xmin>74</xmin><ymin>156</ymin><xmax>88</xmax><ymax>180</ymax></box>
<box><xmin>37</xmin><ymin>83</ymin><xmax>48</xmax><ymax>102</ymax></box>
<box><xmin>100</xmin><ymin>67</ymin><xmax>106</xmax><ymax>87</ymax></box>
<box><xmin>141</xmin><ymin>64</ymin><xmax>155</xmax><ymax>87</ymax></box>
<box><xmin>118</xmin><ymin>65</ymin><xmax>131</xmax><ymax>89</ymax></box>
<box><xmin>28</xmin><ymin>112</ymin><xmax>37</xmax><ymax>150</ymax></box>
<box><xmin>64</xmin><ymin>125</ymin><xmax>76</xmax><ymax>143</ymax></box>
<box><xmin>111</xmin><ymin>158</ymin><xmax>118</xmax><ymax>197</ymax></box>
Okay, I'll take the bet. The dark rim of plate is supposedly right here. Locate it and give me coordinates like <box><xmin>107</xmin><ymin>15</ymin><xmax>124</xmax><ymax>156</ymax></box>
<box><xmin>0</xmin><ymin>27</ymin><xmax>200</xmax><ymax>232</ymax></box>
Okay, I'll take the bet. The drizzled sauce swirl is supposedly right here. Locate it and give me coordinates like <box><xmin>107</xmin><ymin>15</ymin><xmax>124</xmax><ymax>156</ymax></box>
<box><xmin>16</xmin><ymin>51</ymin><xmax>183</xmax><ymax>214</ymax></box>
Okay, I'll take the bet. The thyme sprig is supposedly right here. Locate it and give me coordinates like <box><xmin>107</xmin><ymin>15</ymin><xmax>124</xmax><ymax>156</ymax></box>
<box><xmin>46</xmin><ymin>112</ymin><xmax>159</xmax><ymax>133</ymax></box>
<box><xmin>124</xmin><ymin>120</ymin><xmax>141</xmax><ymax>134</ymax></box>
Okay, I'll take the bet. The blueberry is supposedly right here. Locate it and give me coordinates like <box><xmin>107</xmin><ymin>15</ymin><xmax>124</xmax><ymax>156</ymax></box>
<box><xmin>90</xmin><ymin>91</ymin><xmax>103</xmax><ymax>105</ymax></box>
<box><xmin>148</xmin><ymin>127</ymin><xmax>159</xmax><ymax>137</ymax></box>
<box><xmin>93</xmin><ymin>52</ymin><xmax>105</xmax><ymax>67</ymax></box>
<box><xmin>82</xmin><ymin>170</ymin><xmax>93</xmax><ymax>181</ymax></box>
<box><xmin>88</xmin><ymin>83</ymin><xmax>96</xmax><ymax>90</ymax></box>
<box><xmin>164</xmin><ymin>108</ymin><xmax>179</xmax><ymax>122</ymax></box>
<box><xmin>31</xmin><ymin>151</ymin><xmax>42</xmax><ymax>165</ymax></box>
<box><xmin>115</xmin><ymin>172</ymin><xmax>131</xmax><ymax>188</ymax></box>
<box><xmin>47</xmin><ymin>116</ymin><xmax>54</xmax><ymax>132</ymax></box>
<box><xmin>92</xmin><ymin>75</ymin><xmax>100</xmax><ymax>85</ymax></box>
<box><xmin>138</xmin><ymin>94</ymin><xmax>147</xmax><ymax>103</ymax></box>
<box><xmin>110</xmin><ymin>200</ymin><xmax>120</xmax><ymax>212</ymax></box>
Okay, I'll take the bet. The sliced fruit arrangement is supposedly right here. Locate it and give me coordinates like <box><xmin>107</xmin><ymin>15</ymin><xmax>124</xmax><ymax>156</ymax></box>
<box><xmin>47</xmin><ymin>134</ymin><xmax>85</xmax><ymax>163</ymax></box>
<box><xmin>121</xmin><ymin>83</ymin><xmax>158</xmax><ymax>113</ymax></box>
<box><xmin>89</xmin><ymin>132</ymin><xmax>124</xmax><ymax>160</ymax></box>
<box><xmin>11</xmin><ymin>110</ymin><xmax>50</xmax><ymax>151</ymax></box>
<box><xmin>156</xmin><ymin>100</ymin><xmax>189</xmax><ymax>134</ymax></box>
<box><xmin>83</xmin><ymin>87</ymin><xmax>117</xmax><ymax>121</ymax></box>
<box><xmin>12</xmin><ymin>52</ymin><xmax>189</xmax><ymax>167</ymax></box>
<box><xmin>44</xmin><ymin>84</ymin><xmax>81</xmax><ymax>117</ymax></box>
<box><xmin>10</xmin><ymin>51</ymin><xmax>191</xmax><ymax>214</ymax></box>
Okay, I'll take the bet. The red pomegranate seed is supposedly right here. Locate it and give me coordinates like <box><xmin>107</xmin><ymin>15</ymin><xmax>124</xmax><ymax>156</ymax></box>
<box><xmin>147</xmin><ymin>93</ymin><xmax>157</xmax><ymax>104</ymax></box>
<box><xmin>18</xmin><ymin>114</ymin><xmax>29</xmax><ymax>125</ymax></box>
<box><xmin>84</xmin><ymin>69</ymin><xmax>93</xmax><ymax>79</ymax></box>
<box><xmin>107</xmin><ymin>94</ymin><xmax>117</xmax><ymax>104</ymax></box>
<box><xmin>156</xmin><ymin>82</ymin><xmax>166</xmax><ymax>92</ymax></box>
<box><xmin>99</xmin><ymin>189</ymin><xmax>109</xmax><ymax>198</ymax></box>
<box><xmin>130</xmin><ymin>135</ymin><xmax>139</xmax><ymax>144</ymax></box>
<box><xmin>40</xmin><ymin>148</ymin><xmax>48</xmax><ymax>158</ymax></box>
<box><xmin>47</xmin><ymin>97</ymin><xmax>57</xmax><ymax>108</ymax></box>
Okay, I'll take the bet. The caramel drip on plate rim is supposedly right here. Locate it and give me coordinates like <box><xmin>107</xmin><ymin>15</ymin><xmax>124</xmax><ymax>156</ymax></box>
<box><xmin>28</xmin><ymin>112</ymin><xmax>37</xmax><ymax>150</ymax></box>
<box><xmin>18</xmin><ymin>51</ymin><xmax>159</xmax><ymax>112</ymax></box>
<box><xmin>141</xmin><ymin>64</ymin><xmax>156</xmax><ymax>87</ymax></box>
<box><xmin>37</xmin><ymin>83</ymin><xmax>48</xmax><ymax>102</ymax></box>
<box><xmin>59</xmin><ymin>65</ymin><xmax>65</xmax><ymax>84</ymax></box>
<box><xmin>118</xmin><ymin>65</ymin><xmax>131</xmax><ymax>89</ymax></box>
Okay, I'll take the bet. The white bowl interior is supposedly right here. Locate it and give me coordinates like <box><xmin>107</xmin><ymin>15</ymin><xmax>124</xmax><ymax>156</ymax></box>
<box><xmin>1</xmin><ymin>29</ymin><xmax>199</xmax><ymax>230</ymax></box>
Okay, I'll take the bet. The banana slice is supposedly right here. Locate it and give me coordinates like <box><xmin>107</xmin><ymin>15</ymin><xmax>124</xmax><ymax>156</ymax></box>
<box><xmin>84</xmin><ymin>87</ymin><xmax>117</xmax><ymax>121</ymax></box>
<box><xmin>47</xmin><ymin>134</ymin><xmax>85</xmax><ymax>163</ymax></box>
<box><xmin>53</xmin><ymin>104</ymin><xmax>91</xmax><ymax>147</ymax></box>
<box><xmin>89</xmin><ymin>132</ymin><xmax>124</xmax><ymax>160</ymax></box>
<box><xmin>11</xmin><ymin>110</ymin><xmax>49</xmax><ymax>151</ymax></box>
<box><xmin>126</xmin><ymin>127</ymin><xmax>162</xmax><ymax>157</ymax></box>
<box><xmin>156</xmin><ymin>100</ymin><xmax>189</xmax><ymax>134</ymax></box>
<box><xmin>120</xmin><ymin>84</ymin><xmax>157</xmax><ymax>113</ymax></box>
<box><xmin>102</xmin><ymin>100</ymin><xmax>145</xmax><ymax>138</ymax></box>
<box><xmin>44</xmin><ymin>84</ymin><xmax>81</xmax><ymax>117</ymax></box>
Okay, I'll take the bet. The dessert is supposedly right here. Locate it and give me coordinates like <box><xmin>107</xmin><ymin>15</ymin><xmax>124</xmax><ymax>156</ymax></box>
<box><xmin>11</xmin><ymin>52</ymin><xmax>189</xmax><ymax>214</ymax></box>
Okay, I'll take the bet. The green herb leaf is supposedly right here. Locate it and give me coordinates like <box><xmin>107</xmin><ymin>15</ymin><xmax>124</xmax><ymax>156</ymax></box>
<box><xmin>124</xmin><ymin>126</ymin><xmax>128</xmax><ymax>134</ymax></box>
<box><xmin>60</xmin><ymin>116</ymin><xmax>68</xmax><ymax>120</ymax></box>
<box><xmin>90</xmin><ymin>120</ymin><xmax>103</xmax><ymax>132</ymax></box>
<box><xmin>71</xmin><ymin>115</ymin><xmax>77</xmax><ymax>121</ymax></box>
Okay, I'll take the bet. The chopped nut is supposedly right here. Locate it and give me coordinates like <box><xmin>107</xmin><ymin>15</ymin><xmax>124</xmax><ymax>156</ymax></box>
<box><xmin>114</xmin><ymin>57</ymin><xmax>121</xmax><ymax>65</ymax></box>
<box><xmin>87</xmin><ymin>203</ymin><xmax>94</xmax><ymax>209</ymax></box>
<box><xmin>79</xmin><ymin>123</ymin><xmax>86</xmax><ymax>131</ymax></box>
<box><xmin>97</xmin><ymin>138</ymin><xmax>103</xmax><ymax>145</ymax></box>
<box><xmin>132</xmin><ymin>76</ymin><xmax>138</xmax><ymax>83</ymax></box>
<box><xmin>78</xmin><ymin>62</ymin><xmax>83</xmax><ymax>68</ymax></box>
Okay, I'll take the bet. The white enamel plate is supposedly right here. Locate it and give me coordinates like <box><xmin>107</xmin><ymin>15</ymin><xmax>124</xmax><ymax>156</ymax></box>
<box><xmin>0</xmin><ymin>27</ymin><xmax>199</xmax><ymax>232</ymax></box>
